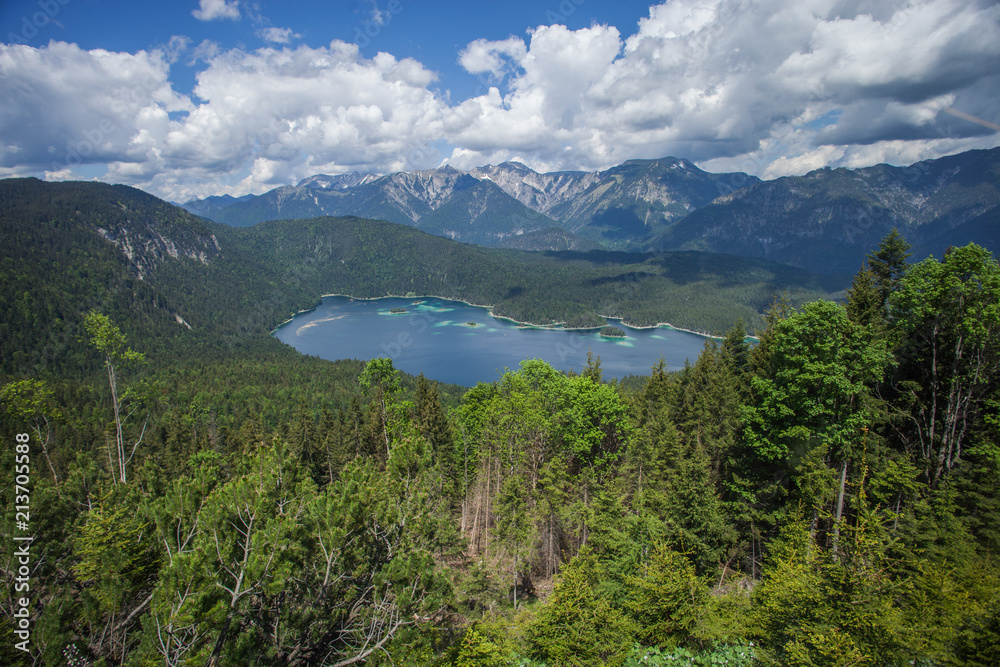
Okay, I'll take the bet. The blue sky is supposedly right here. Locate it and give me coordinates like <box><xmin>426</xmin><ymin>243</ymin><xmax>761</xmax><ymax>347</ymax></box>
<box><xmin>2</xmin><ymin>0</ymin><xmax>999</xmax><ymax>201</ymax></box>
<box><xmin>2</xmin><ymin>0</ymin><xmax>658</xmax><ymax>100</ymax></box>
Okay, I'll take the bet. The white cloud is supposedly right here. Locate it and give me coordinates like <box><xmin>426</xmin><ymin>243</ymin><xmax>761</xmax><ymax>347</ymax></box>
<box><xmin>458</xmin><ymin>37</ymin><xmax>527</xmax><ymax>80</ymax></box>
<box><xmin>192</xmin><ymin>0</ymin><xmax>240</xmax><ymax>22</ymax></box>
<box><xmin>0</xmin><ymin>40</ymin><xmax>453</xmax><ymax>201</ymax></box>
<box><xmin>364</xmin><ymin>0</ymin><xmax>386</xmax><ymax>27</ymax></box>
<box><xmin>257</xmin><ymin>27</ymin><xmax>300</xmax><ymax>45</ymax></box>
<box><xmin>0</xmin><ymin>42</ymin><xmax>191</xmax><ymax>174</ymax></box>
<box><xmin>189</xmin><ymin>39</ymin><xmax>221</xmax><ymax>65</ymax></box>
<box><xmin>162</xmin><ymin>35</ymin><xmax>192</xmax><ymax>64</ymax></box>
<box><xmin>445</xmin><ymin>0</ymin><xmax>1000</xmax><ymax>174</ymax></box>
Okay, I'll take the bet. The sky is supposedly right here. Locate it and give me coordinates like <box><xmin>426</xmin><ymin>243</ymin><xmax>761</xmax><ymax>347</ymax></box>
<box><xmin>1</xmin><ymin>0</ymin><xmax>999</xmax><ymax>203</ymax></box>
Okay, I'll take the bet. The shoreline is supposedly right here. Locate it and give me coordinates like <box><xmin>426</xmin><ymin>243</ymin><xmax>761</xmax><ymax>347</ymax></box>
<box><xmin>302</xmin><ymin>292</ymin><xmax>730</xmax><ymax>340</ymax></box>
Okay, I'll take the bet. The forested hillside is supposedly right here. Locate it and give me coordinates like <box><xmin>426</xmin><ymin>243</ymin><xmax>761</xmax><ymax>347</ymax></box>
<box><xmin>0</xmin><ymin>177</ymin><xmax>839</xmax><ymax>369</ymax></box>
<box><xmin>1</xmin><ymin>177</ymin><xmax>999</xmax><ymax>666</ymax></box>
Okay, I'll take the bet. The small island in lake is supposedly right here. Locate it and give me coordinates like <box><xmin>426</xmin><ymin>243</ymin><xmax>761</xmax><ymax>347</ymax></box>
<box><xmin>466</xmin><ymin>321</ymin><xmax>478</xmax><ymax>327</ymax></box>
<box><xmin>600</xmin><ymin>325</ymin><xmax>627</xmax><ymax>338</ymax></box>
<box><xmin>390</xmin><ymin>307</ymin><xmax>407</xmax><ymax>314</ymax></box>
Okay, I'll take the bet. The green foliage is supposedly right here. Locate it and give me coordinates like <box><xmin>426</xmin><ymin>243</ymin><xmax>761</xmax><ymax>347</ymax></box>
<box><xmin>623</xmin><ymin>643</ymin><xmax>754</xmax><ymax>667</ymax></box>
<box><xmin>0</xmin><ymin>378</ymin><xmax>59</xmax><ymax>427</ymax></box>
<box><xmin>867</xmin><ymin>227</ymin><xmax>912</xmax><ymax>307</ymax></box>
<box><xmin>889</xmin><ymin>243</ymin><xmax>1000</xmax><ymax>487</ymax></box>
<box><xmin>72</xmin><ymin>487</ymin><xmax>159</xmax><ymax>661</ymax></box>
<box><xmin>525</xmin><ymin>550</ymin><xmax>637</xmax><ymax>666</ymax></box>
<box><xmin>601</xmin><ymin>325</ymin><xmax>627</xmax><ymax>337</ymax></box>
<box><xmin>953</xmin><ymin>600</ymin><xmax>1000</xmax><ymax>667</ymax></box>
<box><xmin>626</xmin><ymin>544</ymin><xmax>707</xmax><ymax>648</ymax></box>
<box><xmin>454</xmin><ymin>627</ymin><xmax>511</xmax><ymax>667</ymax></box>
<box><xmin>720</xmin><ymin>318</ymin><xmax>750</xmax><ymax>377</ymax></box>
<box><xmin>845</xmin><ymin>264</ymin><xmax>884</xmax><ymax>328</ymax></box>
<box><xmin>73</xmin><ymin>491</ymin><xmax>157</xmax><ymax>607</ymax></box>
<box><xmin>743</xmin><ymin>300</ymin><xmax>889</xmax><ymax>465</ymax></box>
<box><xmin>82</xmin><ymin>310</ymin><xmax>146</xmax><ymax>370</ymax></box>
<box><xmin>359</xmin><ymin>356</ymin><xmax>401</xmax><ymax>397</ymax></box>
<box><xmin>953</xmin><ymin>436</ymin><xmax>1000</xmax><ymax>552</ymax></box>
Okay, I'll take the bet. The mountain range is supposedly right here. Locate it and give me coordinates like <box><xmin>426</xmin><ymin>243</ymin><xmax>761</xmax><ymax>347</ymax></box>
<box><xmin>183</xmin><ymin>148</ymin><xmax>1000</xmax><ymax>274</ymax></box>
<box><xmin>183</xmin><ymin>157</ymin><xmax>756</xmax><ymax>252</ymax></box>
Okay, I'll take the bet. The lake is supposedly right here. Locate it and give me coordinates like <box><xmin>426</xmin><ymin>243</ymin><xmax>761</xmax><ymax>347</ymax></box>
<box><xmin>273</xmin><ymin>296</ymin><xmax>715</xmax><ymax>386</ymax></box>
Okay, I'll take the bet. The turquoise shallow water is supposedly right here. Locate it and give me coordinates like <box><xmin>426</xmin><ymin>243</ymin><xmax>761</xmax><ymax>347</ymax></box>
<box><xmin>273</xmin><ymin>296</ymin><xmax>714</xmax><ymax>386</ymax></box>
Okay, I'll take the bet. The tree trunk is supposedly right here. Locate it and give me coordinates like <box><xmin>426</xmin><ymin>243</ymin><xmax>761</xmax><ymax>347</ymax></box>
<box><xmin>832</xmin><ymin>460</ymin><xmax>848</xmax><ymax>558</ymax></box>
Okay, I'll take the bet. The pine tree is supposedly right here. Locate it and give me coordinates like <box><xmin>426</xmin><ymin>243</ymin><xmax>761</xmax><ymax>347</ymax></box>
<box><xmin>845</xmin><ymin>264</ymin><xmax>883</xmax><ymax>328</ymax></box>
<box><xmin>627</xmin><ymin>543</ymin><xmax>707</xmax><ymax>648</ymax></box>
<box><xmin>721</xmin><ymin>318</ymin><xmax>750</xmax><ymax>378</ymax></box>
<box><xmin>413</xmin><ymin>376</ymin><xmax>454</xmax><ymax>462</ymax></box>
<box><xmin>526</xmin><ymin>549</ymin><xmax>637</xmax><ymax>666</ymax></box>
<box><xmin>749</xmin><ymin>293</ymin><xmax>792</xmax><ymax>378</ymax></box>
<box><xmin>583</xmin><ymin>350</ymin><xmax>603</xmax><ymax>384</ymax></box>
<box><xmin>867</xmin><ymin>227</ymin><xmax>912</xmax><ymax>310</ymax></box>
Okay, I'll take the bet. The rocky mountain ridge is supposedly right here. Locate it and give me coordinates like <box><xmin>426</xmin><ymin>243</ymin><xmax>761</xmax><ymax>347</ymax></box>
<box><xmin>182</xmin><ymin>147</ymin><xmax>1000</xmax><ymax>271</ymax></box>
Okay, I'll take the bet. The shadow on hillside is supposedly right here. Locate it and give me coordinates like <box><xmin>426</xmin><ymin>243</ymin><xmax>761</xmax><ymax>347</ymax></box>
<box><xmin>543</xmin><ymin>249</ymin><xmax>653</xmax><ymax>265</ymax></box>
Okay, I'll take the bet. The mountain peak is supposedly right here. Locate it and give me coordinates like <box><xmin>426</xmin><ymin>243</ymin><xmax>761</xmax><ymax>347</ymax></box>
<box><xmin>295</xmin><ymin>172</ymin><xmax>377</xmax><ymax>190</ymax></box>
<box><xmin>496</xmin><ymin>161</ymin><xmax>533</xmax><ymax>172</ymax></box>
<box><xmin>662</xmin><ymin>156</ymin><xmax>697</xmax><ymax>169</ymax></box>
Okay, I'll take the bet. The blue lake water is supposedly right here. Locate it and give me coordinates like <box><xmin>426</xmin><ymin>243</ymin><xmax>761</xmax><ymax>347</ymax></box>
<box><xmin>273</xmin><ymin>296</ymin><xmax>715</xmax><ymax>386</ymax></box>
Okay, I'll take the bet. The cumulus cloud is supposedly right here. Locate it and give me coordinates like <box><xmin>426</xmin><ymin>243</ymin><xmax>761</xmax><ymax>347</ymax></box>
<box><xmin>162</xmin><ymin>35</ymin><xmax>192</xmax><ymax>64</ymax></box>
<box><xmin>189</xmin><ymin>39</ymin><xmax>221</xmax><ymax>65</ymax></box>
<box><xmin>0</xmin><ymin>39</ymin><xmax>451</xmax><ymax>201</ymax></box>
<box><xmin>445</xmin><ymin>0</ymin><xmax>1000</xmax><ymax>173</ymax></box>
<box><xmin>0</xmin><ymin>42</ymin><xmax>191</xmax><ymax>175</ymax></box>
<box><xmin>192</xmin><ymin>0</ymin><xmax>240</xmax><ymax>22</ymax></box>
<box><xmin>167</xmin><ymin>43</ymin><xmax>446</xmax><ymax>186</ymax></box>
<box><xmin>458</xmin><ymin>37</ymin><xmax>527</xmax><ymax>81</ymax></box>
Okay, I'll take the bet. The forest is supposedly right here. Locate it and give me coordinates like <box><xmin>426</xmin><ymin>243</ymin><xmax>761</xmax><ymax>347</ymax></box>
<box><xmin>2</xmin><ymin>193</ymin><xmax>1000</xmax><ymax>665</ymax></box>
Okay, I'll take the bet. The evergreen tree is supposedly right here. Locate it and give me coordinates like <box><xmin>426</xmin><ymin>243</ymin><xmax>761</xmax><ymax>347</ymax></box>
<box><xmin>582</xmin><ymin>350</ymin><xmax>603</xmax><ymax>384</ymax></box>
<box><xmin>525</xmin><ymin>549</ymin><xmax>637</xmax><ymax>666</ymax></box>
<box><xmin>413</xmin><ymin>374</ymin><xmax>458</xmax><ymax>500</ymax></box>
<box><xmin>73</xmin><ymin>487</ymin><xmax>159</xmax><ymax>662</ymax></box>
<box><xmin>627</xmin><ymin>543</ymin><xmax>708</xmax><ymax>649</ymax></box>
<box><xmin>845</xmin><ymin>264</ymin><xmax>883</xmax><ymax>328</ymax></box>
<box><xmin>721</xmin><ymin>318</ymin><xmax>751</xmax><ymax>378</ymax></box>
<box><xmin>748</xmin><ymin>293</ymin><xmax>792</xmax><ymax>378</ymax></box>
<box><xmin>867</xmin><ymin>227</ymin><xmax>912</xmax><ymax>309</ymax></box>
